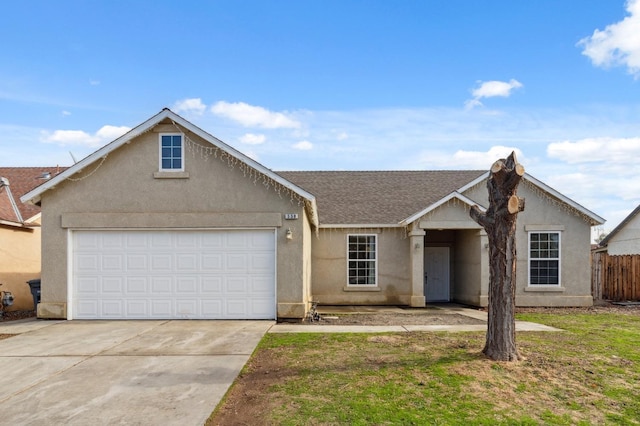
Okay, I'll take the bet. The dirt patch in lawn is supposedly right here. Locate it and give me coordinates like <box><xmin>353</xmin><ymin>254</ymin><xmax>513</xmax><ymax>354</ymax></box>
<box><xmin>307</xmin><ymin>311</ymin><xmax>485</xmax><ymax>325</ymax></box>
<box><xmin>207</xmin><ymin>303</ymin><xmax>640</xmax><ymax>425</ymax></box>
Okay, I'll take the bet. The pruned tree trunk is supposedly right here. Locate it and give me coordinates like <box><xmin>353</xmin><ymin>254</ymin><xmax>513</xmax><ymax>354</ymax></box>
<box><xmin>470</xmin><ymin>152</ymin><xmax>525</xmax><ymax>361</ymax></box>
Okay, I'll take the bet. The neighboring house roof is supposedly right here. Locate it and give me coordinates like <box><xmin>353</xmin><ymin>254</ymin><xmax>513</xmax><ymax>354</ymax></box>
<box><xmin>598</xmin><ymin>204</ymin><xmax>640</xmax><ymax>248</ymax></box>
<box><xmin>279</xmin><ymin>170</ymin><xmax>486</xmax><ymax>225</ymax></box>
<box><xmin>20</xmin><ymin>109</ymin><xmax>319</xmax><ymax>227</ymax></box>
<box><xmin>0</xmin><ymin>167</ymin><xmax>65</xmax><ymax>226</ymax></box>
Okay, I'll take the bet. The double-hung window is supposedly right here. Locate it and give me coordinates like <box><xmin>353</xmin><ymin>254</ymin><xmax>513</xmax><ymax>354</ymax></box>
<box><xmin>159</xmin><ymin>134</ymin><xmax>184</xmax><ymax>171</ymax></box>
<box><xmin>529</xmin><ymin>232</ymin><xmax>560</xmax><ymax>285</ymax></box>
<box><xmin>347</xmin><ymin>235</ymin><xmax>377</xmax><ymax>286</ymax></box>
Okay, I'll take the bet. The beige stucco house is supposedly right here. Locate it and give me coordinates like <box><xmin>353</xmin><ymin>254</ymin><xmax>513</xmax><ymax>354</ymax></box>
<box><xmin>0</xmin><ymin>167</ymin><xmax>63</xmax><ymax>311</ymax></box>
<box><xmin>21</xmin><ymin>109</ymin><xmax>604</xmax><ymax>320</ymax></box>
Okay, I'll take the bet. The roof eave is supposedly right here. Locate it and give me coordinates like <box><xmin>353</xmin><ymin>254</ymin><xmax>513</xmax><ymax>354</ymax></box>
<box><xmin>523</xmin><ymin>173</ymin><xmax>605</xmax><ymax>226</ymax></box>
<box><xmin>318</xmin><ymin>223</ymin><xmax>402</xmax><ymax>229</ymax></box>
<box><xmin>20</xmin><ymin>109</ymin><xmax>319</xmax><ymax>228</ymax></box>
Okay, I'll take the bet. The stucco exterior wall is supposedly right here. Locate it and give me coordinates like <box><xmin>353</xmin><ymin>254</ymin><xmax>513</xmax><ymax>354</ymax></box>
<box><xmin>311</xmin><ymin>228</ymin><xmax>411</xmax><ymax>305</ymax></box>
<box><xmin>606</xmin><ymin>213</ymin><xmax>640</xmax><ymax>255</ymax></box>
<box><xmin>38</xmin><ymin>123</ymin><xmax>310</xmax><ymax>319</ymax></box>
<box><xmin>513</xmin><ymin>183</ymin><xmax>594</xmax><ymax>306</ymax></box>
<box><xmin>0</xmin><ymin>223</ymin><xmax>41</xmax><ymax>311</ymax></box>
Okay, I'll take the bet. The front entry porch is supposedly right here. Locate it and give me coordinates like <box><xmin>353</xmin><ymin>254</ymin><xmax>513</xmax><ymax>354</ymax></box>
<box><xmin>409</xmin><ymin>228</ymin><xmax>488</xmax><ymax>308</ymax></box>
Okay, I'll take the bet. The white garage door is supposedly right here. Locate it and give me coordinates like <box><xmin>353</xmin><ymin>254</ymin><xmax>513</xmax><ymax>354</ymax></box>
<box><xmin>71</xmin><ymin>229</ymin><xmax>276</xmax><ymax>319</ymax></box>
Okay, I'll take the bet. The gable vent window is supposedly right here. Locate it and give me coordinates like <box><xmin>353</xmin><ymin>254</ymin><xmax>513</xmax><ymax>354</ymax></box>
<box><xmin>159</xmin><ymin>134</ymin><xmax>183</xmax><ymax>171</ymax></box>
<box><xmin>347</xmin><ymin>235</ymin><xmax>377</xmax><ymax>286</ymax></box>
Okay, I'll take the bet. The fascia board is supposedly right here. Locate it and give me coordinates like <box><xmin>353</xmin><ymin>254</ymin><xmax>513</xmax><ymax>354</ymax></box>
<box><xmin>400</xmin><ymin>191</ymin><xmax>486</xmax><ymax>226</ymax></box>
<box><xmin>21</xmin><ymin>109</ymin><xmax>172</xmax><ymax>205</ymax></box>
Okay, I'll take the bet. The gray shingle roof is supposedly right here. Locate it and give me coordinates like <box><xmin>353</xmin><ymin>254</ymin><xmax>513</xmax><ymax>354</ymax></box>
<box><xmin>278</xmin><ymin>170</ymin><xmax>486</xmax><ymax>225</ymax></box>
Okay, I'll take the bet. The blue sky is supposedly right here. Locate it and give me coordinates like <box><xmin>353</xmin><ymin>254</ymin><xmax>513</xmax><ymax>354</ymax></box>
<box><xmin>2</xmin><ymin>1</ymin><xmax>640</xmax><ymax>236</ymax></box>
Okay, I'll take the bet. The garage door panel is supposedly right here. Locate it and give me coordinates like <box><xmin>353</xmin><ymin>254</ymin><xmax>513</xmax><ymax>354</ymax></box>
<box><xmin>102</xmin><ymin>300</ymin><xmax>124</xmax><ymax>317</ymax></box>
<box><xmin>201</xmin><ymin>277</ymin><xmax>223</xmax><ymax>293</ymax></box>
<box><xmin>125</xmin><ymin>300</ymin><xmax>148</xmax><ymax>317</ymax></box>
<box><xmin>201</xmin><ymin>253</ymin><xmax>222</xmax><ymax>270</ymax></box>
<box><xmin>176</xmin><ymin>300</ymin><xmax>198</xmax><ymax>317</ymax></box>
<box><xmin>126</xmin><ymin>277</ymin><xmax>147</xmax><ymax>293</ymax></box>
<box><xmin>102</xmin><ymin>277</ymin><xmax>124</xmax><ymax>294</ymax></box>
<box><xmin>177</xmin><ymin>254</ymin><xmax>198</xmax><ymax>271</ymax></box>
<box><xmin>176</xmin><ymin>277</ymin><xmax>197</xmax><ymax>293</ymax></box>
<box><xmin>150</xmin><ymin>300</ymin><xmax>173</xmax><ymax>316</ymax></box>
<box><xmin>73</xmin><ymin>230</ymin><xmax>275</xmax><ymax>319</ymax></box>
<box><xmin>201</xmin><ymin>299</ymin><xmax>223</xmax><ymax>316</ymax></box>
<box><xmin>150</xmin><ymin>276</ymin><xmax>172</xmax><ymax>293</ymax></box>
<box><xmin>151</xmin><ymin>254</ymin><xmax>172</xmax><ymax>271</ymax></box>
<box><xmin>127</xmin><ymin>254</ymin><xmax>148</xmax><ymax>271</ymax></box>
<box><xmin>77</xmin><ymin>254</ymin><xmax>99</xmax><ymax>271</ymax></box>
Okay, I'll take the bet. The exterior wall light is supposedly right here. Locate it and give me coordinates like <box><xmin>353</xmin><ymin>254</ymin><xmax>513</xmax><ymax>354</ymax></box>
<box><xmin>286</xmin><ymin>228</ymin><xmax>293</xmax><ymax>240</ymax></box>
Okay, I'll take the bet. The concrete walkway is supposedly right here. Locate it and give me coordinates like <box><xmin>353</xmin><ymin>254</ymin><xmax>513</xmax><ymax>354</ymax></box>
<box><xmin>0</xmin><ymin>319</ymin><xmax>272</xmax><ymax>426</ymax></box>
<box><xmin>270</xmin><ymin>305</ymin><xmax>562</xmax><ymax>333</ymax></box>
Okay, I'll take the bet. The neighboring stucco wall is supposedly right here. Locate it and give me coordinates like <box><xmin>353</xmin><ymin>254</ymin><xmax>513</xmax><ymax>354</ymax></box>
<box><xmin>606</xmin><ymin>213</ymin><xmax>640</xmax><ymax>255</ymax></box>
<box><xmin>38</xmin><ymin>122</ymin><xmax>310</xmax><ymax>319</ymax></box>
<box><xmin>0</xmin><ymin>223</ymin><xmax>41</xmax><ymax>311</ymax></box>
<box><xmin>311</xmin><ymin>228</ymin><xmax>411</xmax><ymax>305</ymax></box>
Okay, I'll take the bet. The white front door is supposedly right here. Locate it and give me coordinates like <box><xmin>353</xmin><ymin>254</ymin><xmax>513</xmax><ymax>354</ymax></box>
<box><xmin>424</xmin><ymin>246</ymin><xmax>450</xmax><ymax>302</ymax></box>
<box><xmin>71</xmin><ymin>229</ymin><xmax>276</xmax><ymax>320</ymax></box>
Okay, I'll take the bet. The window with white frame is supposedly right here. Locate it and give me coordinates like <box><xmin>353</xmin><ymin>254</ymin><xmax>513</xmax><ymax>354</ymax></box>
<box><xmin>347</xmin><ymin>235</ymin><xmax>377</xmax><ymax>285</ymax></box>
<box><xmin>159</xmin><ymin>134</ymin><xmax>184</xmax><ymax>171</ymax></box>
<box><xmin>529</xmin><ymin>232</ymin><xmax>560</xmax><ymax>285</ymax></box>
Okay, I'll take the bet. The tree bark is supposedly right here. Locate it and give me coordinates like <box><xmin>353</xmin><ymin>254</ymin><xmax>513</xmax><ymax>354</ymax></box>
<box><xmin>470</xmin><ymin>151</ymin><xmax>525</xmax><ymax>361</ymax></box>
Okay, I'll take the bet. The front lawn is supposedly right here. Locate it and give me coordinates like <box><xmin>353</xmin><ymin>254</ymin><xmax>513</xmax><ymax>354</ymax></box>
<box><xmin>208</xmin><ymin>310</ymin><xmax>640</xmax><ymax>425</ymax></box>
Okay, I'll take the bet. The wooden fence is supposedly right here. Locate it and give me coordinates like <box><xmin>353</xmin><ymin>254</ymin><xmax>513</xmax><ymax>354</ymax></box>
<box><xmin>592</xmin><ymin>252</ymin><xmax>640</xmax><ymax>301</ymax></box>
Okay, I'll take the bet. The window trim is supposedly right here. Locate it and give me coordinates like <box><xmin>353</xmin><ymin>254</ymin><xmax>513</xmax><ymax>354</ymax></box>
<box><xmin>158</xmin><ymin>133</ymin><xmax>185</xmax><ymax>172</ymax></box>
<box><xmin>346</xmin><ymin>234</ymin><xmax>378</xmax><ymax>287</ymax></box>
<box><xmin>528</xmin><ymin>231</ymin><xmax>561</xmax><ymax>286</ymax></box>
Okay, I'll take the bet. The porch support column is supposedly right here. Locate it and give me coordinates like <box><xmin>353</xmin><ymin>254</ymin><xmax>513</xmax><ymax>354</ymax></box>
<box><xmin>409</xmin><ymin>228</ymin><xmax>426</xmax><ymax>307</ymax></box>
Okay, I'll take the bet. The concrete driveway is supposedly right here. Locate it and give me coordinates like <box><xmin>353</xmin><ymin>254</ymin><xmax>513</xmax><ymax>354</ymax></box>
<box><xmin>0</xmin><ymin>319</ymin><xmax>272</xmax><ymax>425</ymax></box>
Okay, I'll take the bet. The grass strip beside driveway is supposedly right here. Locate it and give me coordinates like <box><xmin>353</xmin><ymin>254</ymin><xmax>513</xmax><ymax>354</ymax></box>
<box><xmin>208</xmin><ymin>311</ymin><xmax>640</xmax><ymax>425</ymax></box>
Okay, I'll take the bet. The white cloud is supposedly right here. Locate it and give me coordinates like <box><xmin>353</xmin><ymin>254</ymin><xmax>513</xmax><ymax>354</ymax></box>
<box><xmin>417</xmin><ymin>145</ymin><xmax>525</xmax><ymax>170</ymax></box>
<box><xmin>173</xmin><ymin>98</ymin><xmax>207</xmax><ymax>115</ymax></box>
<box><xmin>578</xmin><ymin>0</ymin><xmax>640</xmax><ymax>77</ymax></box>
<box><xmin>336</xmin><ymin>131</ymin><xmax>349</xmax><ymax>141</ymax></box>
<box><xmin>89</xmin><ymin>80</ymin><xmax>100</xmax><ymax>86</ymax></box>
<box><xmin>40</xmin><ymin>125</ymin><xmax>130</xmax><ymax>147</ymax></box>
<box><xmin>211</xmin><ymin>101</ymin><xmax>301</xmax><ymax>129</ymax></box>
<box><xmin>465</xmin><ymin>79</ymin><xmax>523</xmax><ymax>109</ymax></box>
<box><xmin>62</xmin><ymin>110</ymin><xmax>71</xmax><ymax>116</ymax></box>
<box><xmin>292</xmin><ymin>140</ymin><xmax>313</xmax><ymax>150</ymax></box>
<box><xmin>239</xmin><ymin>133</ymin><xmax>266</xmax><ymax>145</ymax></box>
<box><xmin>547</xmin><ymin>137</ymin><xmax>640</xmax><ymax>164</ymax></box>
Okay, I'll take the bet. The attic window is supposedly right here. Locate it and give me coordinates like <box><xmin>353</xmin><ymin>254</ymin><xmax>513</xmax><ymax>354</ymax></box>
<box><xmin>159</xmin><ymin>134</ymin><xmax>183</xmax><ymax>171</ymax></box>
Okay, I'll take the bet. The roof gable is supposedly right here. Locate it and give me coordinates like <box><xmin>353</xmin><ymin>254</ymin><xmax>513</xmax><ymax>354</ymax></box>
<box><xmin>20</xmin><ymin>109</ymin><xmax>318</xmax><ymax>227</ymax></box>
